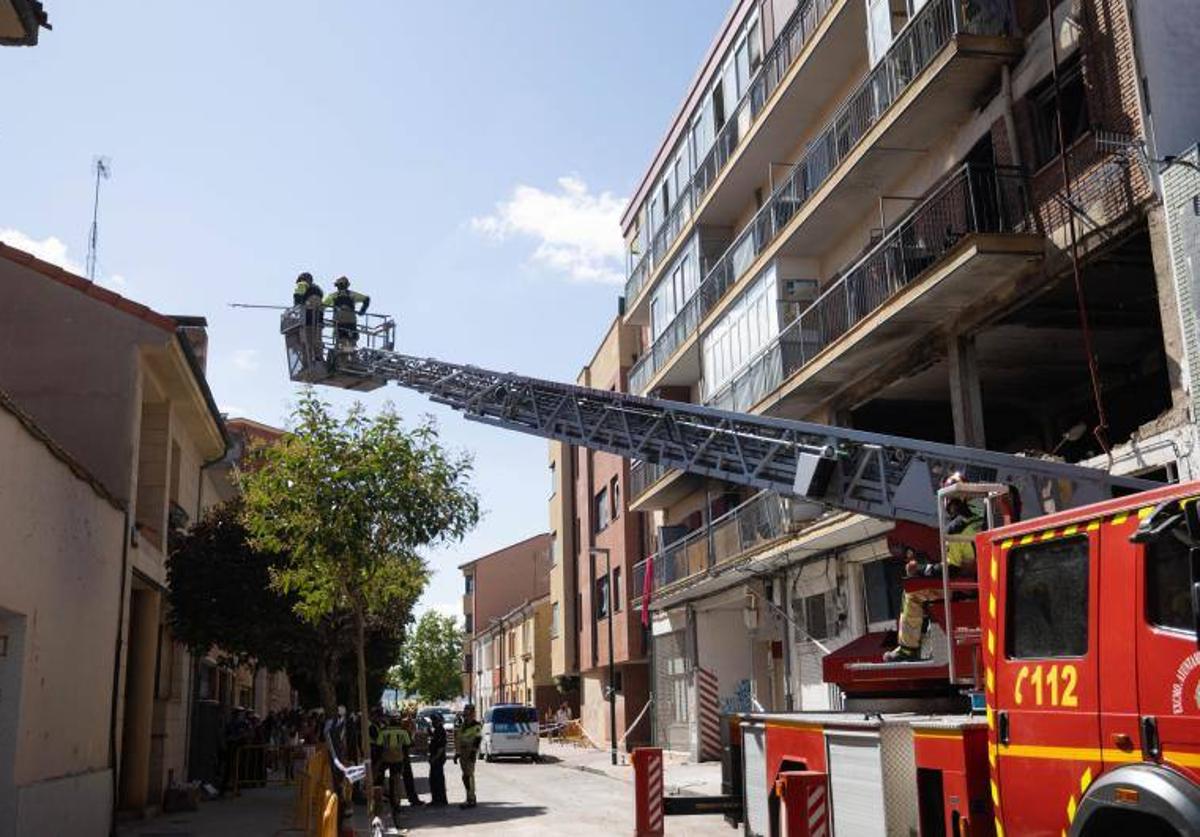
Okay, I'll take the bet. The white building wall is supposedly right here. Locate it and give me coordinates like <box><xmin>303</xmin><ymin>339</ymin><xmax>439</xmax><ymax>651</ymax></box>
<box><xmin>0</xmin><ymin>406</ymin><xmax>126</xmax><ymax>837</ymax></box>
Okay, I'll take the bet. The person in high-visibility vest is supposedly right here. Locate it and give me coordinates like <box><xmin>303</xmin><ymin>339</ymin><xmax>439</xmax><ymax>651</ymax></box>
<box><xmin>883</xmin><ymin>492</ymin><xmax>984</xmax><ymax>662</ymax></box>
<box><xmin>454</xmin><ymin>704</ymin><xmax>482</xmax><ymax>809</ymax></box>
<box><xmin>378</xmin><ymin>715</ymin><xmax>414</xmax><ymax>821</ymax></box>
<box><xmin>427</xmin><ymin>712</ymin><xmax>449</xmax><ymax>806</ymax></box>
<box><xmin>291</xmin><ymin>272</ymin><xmax>325</xmax><ymax>360</ymax></box>
<box><xmin>323</xmin><ymin>276</ymin><xmax>370</xmax><ymax>350</ymax></box>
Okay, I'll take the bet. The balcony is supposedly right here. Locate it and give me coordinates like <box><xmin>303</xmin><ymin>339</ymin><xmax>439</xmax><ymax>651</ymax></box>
<box><xmin>629</xmin><ymin>459</ymin><xmax>701</xmax><ymax>512</ymax></box>
<box><xmin>629</xmin><ymin>0</ymin><xmax>1021</xmax><ymax>396</ymax></box>
<box><xmin>631</xmin><ymin>490</ymin><xmax>792</xmax><ymax>601</ymax></box>
<box><xmin>706</xmin><ymin>164</ymin><xmax>1042</xmax><ymax>415</ymax></box>
<box><xmin>623</xmin><ymin>0</ymin><xmax>850</xmax><ymax>314</ymax></box>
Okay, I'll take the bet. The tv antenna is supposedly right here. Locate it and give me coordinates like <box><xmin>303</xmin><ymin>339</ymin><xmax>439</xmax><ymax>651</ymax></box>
<box><xmin>86</xmin><ymin>156</ymin><xmax>111</xmax><ymax>282</ymax></box>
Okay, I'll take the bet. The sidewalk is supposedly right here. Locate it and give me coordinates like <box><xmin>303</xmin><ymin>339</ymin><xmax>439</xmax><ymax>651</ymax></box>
<box><xmin>539</xmin><ymin>741</ymin><xmax>722</xmax><ymax>797</ymax></box>
<box><xmin>116</xmin><ymin>786</ymin><xmax>297</xmax><ymax>837</ymax></box>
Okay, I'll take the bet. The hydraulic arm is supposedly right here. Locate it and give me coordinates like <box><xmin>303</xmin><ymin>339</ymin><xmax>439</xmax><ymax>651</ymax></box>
<box><xmin>282</xmin><ymin>308</ymin><xmax>1154</xmax><ymax>527</ymax></box>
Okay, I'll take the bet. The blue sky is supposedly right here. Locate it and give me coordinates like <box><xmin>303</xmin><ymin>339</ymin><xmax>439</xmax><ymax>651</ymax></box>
<box><xmin>1</xmin><ymin>0</ymin><xmax>730</xmax><ymax>623</ymax></box>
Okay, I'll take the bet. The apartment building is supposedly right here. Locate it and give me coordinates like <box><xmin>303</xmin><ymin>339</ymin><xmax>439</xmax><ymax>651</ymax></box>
<box><xmin>460</xmin><ymin>533</ymin><xmax>552</xmax><ymax>706</ymax></box>
<box><xmin>617</xmin><ymin>0</ymin><xmax>1196</xmax><ymax>757</ymax></box>
<box><xmin>547</xmin><ymin>316</ymin><xmax>653</xmax><ymax>751</ymax></box>
<box><xmin>0</xmin><ymin>244</ymin><xmax>228</xmax><ymax>817</ymax></box>
<box><xmin>470</xmin><ymin>596</ymin><xmax>554</xmax><ymax>714</ymax></box>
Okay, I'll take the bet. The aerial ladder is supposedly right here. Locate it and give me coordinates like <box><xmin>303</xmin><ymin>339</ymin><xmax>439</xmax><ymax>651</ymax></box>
<box><xmin>282</xmin><ymin>310</ymin><xmax>1200</xmax><ymax>836</ymax></box>
<box><xmin>282</xmin><ymin>307</ymin><xmax>1151</xmax><ymax>530</ymax></box>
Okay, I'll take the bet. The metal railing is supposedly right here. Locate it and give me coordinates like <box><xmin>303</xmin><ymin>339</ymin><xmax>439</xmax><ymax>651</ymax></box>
<box><xmin>629</xmin><ymin>0</ymin><xmax>1000</xmax><ymax>395</ymax></box>
<box><xmin>623</xmin><ymin>0</ymin><xmax>836</xmax><ymax>305</ymax></box>
<box><xmin>630</xmin><ymin>459</ymin><xmax>672</xmax><ymax>501</ymax></box>
<box><xmin>705</xmin><ymin>163</ymin><xmax>1030</xmax><ymax>412</ymax></box>
<box><xmin>632</xmin><ymin>490</ymin><xmax>791</xmax><ymax>597</ymax></box>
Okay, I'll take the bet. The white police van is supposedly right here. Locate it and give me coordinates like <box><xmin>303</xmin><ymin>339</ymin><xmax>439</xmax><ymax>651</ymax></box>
<box><xmin>480</xmin><ymin>703</ymin><xmax>540</xmax><ymax>762</ymax></box>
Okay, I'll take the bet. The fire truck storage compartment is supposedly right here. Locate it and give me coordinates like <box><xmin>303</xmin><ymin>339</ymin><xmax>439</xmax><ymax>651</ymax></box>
<box><xmin>741</xmin><ymin>722</ymin><xmax>770</xmax><ymax>837</ymax></box>
<box><xmin>826</xmin><ymin>721</ymin><xmax>918</xmax><ymax>836</ymax></box>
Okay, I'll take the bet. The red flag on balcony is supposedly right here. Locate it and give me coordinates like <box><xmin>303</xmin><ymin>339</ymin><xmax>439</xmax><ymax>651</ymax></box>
<box><xmin>641</xmin><ymin>554</ymin><xmax>654</xmax><ymax>627</ymax></box>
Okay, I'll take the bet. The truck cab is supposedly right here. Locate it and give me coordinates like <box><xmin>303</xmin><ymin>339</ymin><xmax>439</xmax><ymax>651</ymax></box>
<box><xmin>983</xmin><ymin>481</ymin><xmax>1200</xmax><ymax>836</ymax></box>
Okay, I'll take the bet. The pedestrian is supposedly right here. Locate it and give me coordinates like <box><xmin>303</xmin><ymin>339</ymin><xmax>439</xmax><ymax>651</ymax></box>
<box><xmin>378</xmin><ymin>714</ymin><xmax>408</xmax><ymax>822</ymax></box>
<box><xmin>453</xmin><ymin>704</ymin><xmax>482</xmax><ymax>809</ymax></box>
<box><xmin>323</xmin><ymin>276</ymin><xmax>370</xmax><ymax>350</ymax></box>
<box><xmin>427</xmin><ymin>712</ymin><xmax>449</xmax><ymax>806</ymax></box>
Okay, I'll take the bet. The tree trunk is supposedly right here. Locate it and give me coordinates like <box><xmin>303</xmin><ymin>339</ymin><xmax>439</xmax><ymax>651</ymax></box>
<box><xmin>316</xmin><ymin>653</ymin><xmax>337</xmax><ymax>716</ymax></box>
<box><xmin>353</xmin><ymin>602</ymin><xmax>375</xmax><ymax>816</ymax></box>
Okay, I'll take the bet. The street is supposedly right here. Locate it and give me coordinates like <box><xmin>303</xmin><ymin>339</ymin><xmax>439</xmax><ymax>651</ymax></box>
<box><xmin>388</xmin><ymin>755</ymin><xmax>732</xmax><ymax>836</ymax></box>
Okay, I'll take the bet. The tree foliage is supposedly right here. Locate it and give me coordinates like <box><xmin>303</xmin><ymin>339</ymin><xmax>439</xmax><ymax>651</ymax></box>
<box><xmin>166</xmin><ymin>499</ymin><xmax>406</xmax><ymax>710</ymax></box>
<box><xmin>393</xmin><ymin>611</ymin><xmax>465</xmax><ymax>702</ymax></box>
<box><xmin>238</xmin><ymin>389</ymin><xmax>479</xmax><ymax>807</ymax></box>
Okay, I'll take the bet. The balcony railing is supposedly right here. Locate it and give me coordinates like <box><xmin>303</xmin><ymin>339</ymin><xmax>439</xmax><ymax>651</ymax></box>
<box><xmin>629</xmin><ymin>0</ymin><xmax>1003</xmax><ymax>395</ymax></box>
<box><xmin>630</xmin><ymin>459</ymin><xmax>672</xmax><ymax>501</ymax></box>
<box><xmin>624</xmin><ymin>0</ymin><xmax>837</xmax><ymax>305</ymax></box>
<box><xmin>705</xmin><ymin>163</ymin><xmax>1030</xmax><ymax>412</ymax></box>
<box><xmin>632</xmin><ymin>490</ymin><xmax>791</xmax><ymax>598</ymax></box>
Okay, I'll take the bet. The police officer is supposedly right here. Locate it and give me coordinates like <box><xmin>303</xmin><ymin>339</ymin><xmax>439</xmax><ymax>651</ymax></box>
<box><xmin>454</xmin><ymin>704</ymin><xmax>482</xmax><ymax>809</ymax></box>
<box><xmin>323</xmin><ymin>276</ymin><xmax>370</xmax><ymax>350</ymax></box>
<box><xmin>377</xmin><ymin>714</ymin><xmax>409</xmax><ymax>820</ymax></box>
<box><xmin>399</xmin><ymin>714</ymin><xmax>423</xmax><ymax>807</ymax></box>
<box><xmin>427</xmin><ymin>712</ymin><xmax>449</xmax><ymax>806</ymax></box>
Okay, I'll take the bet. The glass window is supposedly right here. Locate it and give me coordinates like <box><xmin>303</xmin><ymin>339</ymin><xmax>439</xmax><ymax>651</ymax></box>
<box><xmin>465</xmin><ymin>574</ymin><xmax>474</xmax><ymax>594</ymax></box>
<box><xmin>610</xmin><ymin>476</ymin><xmax>621</xmax><ymax>520</ymax></box>
<box><xmin>804</xmin><ymin>592</ymin><xmax>829</xmax><ymax>640</ymax></box>
<box><xmin>1146</xmin><ymin>523</ymin><xmax>1195</xmax><ymax>632</ymax></box>
<box><xmin>613</xmin><ymin>568</ymin><xmax>623</xmax><ymax>613</ymax></box>
<box><xmin>551</xmin><ymin>602</ymin><xmax>561</xmax><ymax>638</ymax></box>
<box><xmin>549</xmin><ymin>532</ymin><xmax>558</xmax><ymax>567</ymax></box>
<box><xmin>1007</xmin><ymin>536</ymin><xmax>1089</xmax><ymax>658</ymax></box>
<box><xmin>595</xmin><ymin>574</ymin><xmax>610</xmax><ymax>620</ymax></box>
<box><xmin>549</xmin><ymin>462</ymin><xmax>556</xmax><ymax>497</ymax></box>
<box><xmin>595</xmin><ymin>487</ymin><xmax>610</xmax><ymax>532</ymax></box>
<box><xmin>863</xmin><ymin>558</ymin><xmax>904</xmax><ymax>624</ymax></box>
<box><xmin>1030</xmin><ymin>57</ymin><xmax>1090</xmax><ymax>168</ymax></box>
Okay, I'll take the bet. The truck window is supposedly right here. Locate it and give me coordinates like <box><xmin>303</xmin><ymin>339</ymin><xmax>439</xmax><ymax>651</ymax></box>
<box><xmin>1006</xmin><ymin>536</ymin><xmax>1089</xmax><ymax>658</ymax></box>
<box><xmin>1146</xmin><ymin>523</ymin><xmax>1195</xmax><ymax>632</ymax></box>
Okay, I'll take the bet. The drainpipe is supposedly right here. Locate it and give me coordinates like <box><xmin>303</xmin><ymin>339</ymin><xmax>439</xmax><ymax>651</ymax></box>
<box><xmin>780</xmin><ymin>568</ymin><xmax>794</xmax><ymax>711</ymax></box>
<box><xmin>108</xmin><ymin>510</ymin><xmax>132</xmax><ymax>837</ymax></box>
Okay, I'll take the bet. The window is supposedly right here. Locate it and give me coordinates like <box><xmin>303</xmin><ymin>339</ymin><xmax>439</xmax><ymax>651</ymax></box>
<box><xmin>595</xmin><ymin>574</ymin><xmax>610</xmax><ymax>620</ymax></box>
<box><xmin>803</xmin><ymin>592</ymin><xmax>830</xmax><ymax>641</ymax></box>
<box><xmin>551</xmin><ymin>602</ymin><xmax>561</xmax><ymax>638</ymax></box>
<box><xmin>1007</xmin><ymin>536</ymin><xmax>1089</xmax><ymax>658</ymax></box>
<box><xmin>465</xmin><ymin>574</ymin><xmax>474</xmax><ymax>594</ymax></box>
<box><xmin>463</xmin><ymin>653</ymin><xmax>473</xmax><ymax>674</ymax></box>
<box><xmin>1146</xmin><ymin>523</ymin><xmax>1195</xmax><ymax>633</ymax></box>
<box><xmin>550</xmin><ymin>532</ymin><xmax>558</xmax><ymax>567</ymax></box>
<box><xmin>595</xmin><ymin>487</ymin><xmax>611</xmax><ymax>532</ymax></box>
<box><xmin>613</xmin><ymin>567</ymin><xmax>623</xmax><ymax>613</ymax></box>
<box><xmin>577</xmin><ymin>593</ymin><xmax>583</xmax><ymax>632</ymax></box>
<box><xmin>862</xmin><ymin>558</ymin><xmax>905</xmax><ymax>625</ymax></box>
<box><xmin>464</xmin><ymin>613</ymin><xmax>473</xmax><ymax>634</ymax></box>
<box><xmin>549</xmin><ymin>462</ymin><xmax>557</xmax><ymax>497</ymax></box>
<box><xmin>610</xmin><ymin>476</ymin><xmax>621</xmax><ymax>521</ymax></box>
<box><xmin>1030</xmin><ymin>56</ymin><xmax>1090</xmax><ymax>169</ymax></box>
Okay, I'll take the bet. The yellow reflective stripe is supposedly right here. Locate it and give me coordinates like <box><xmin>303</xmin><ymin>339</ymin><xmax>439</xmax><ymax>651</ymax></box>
<box><xmin>990</xmin><ymin>556</ymin><xmax>998</xmax><ymax>582</ymax></box>
<box><xmin>1067</xmin><ymin>794</ymin><xmax>1077</xmax><ymax>821</ymax></box>
<box><xmin>1080</xmin><ymin>767</ymin><xmax>1092</xmax><ymax>794</ymax></box>
<box><xmin>913</xmin><ymin>729</ymin><xmax>963</xmax><ymax>740</ymax></box>
<box><xmin>999</xmin><ymin>743</ymin><xmax>1102</xmax><ymax>761</ymax></box>
<box><xmin>986</xmin><ymin>668</ymin><xmax>995</xmax><ymax>693</ymax></box>
<box><xmin>1019</xmin><ymin>534</ymin><xmax>1034</xmax><ymax>545</ymax></box>
<box><xmin>1110</xmin><ymin>513</ymin><xmax>1129</xmax><ymax>526</ymax></box>
<box><xmin>1138</xmin><ymin>506</ymin><xmax>1154</xmax><ymax>519</ymax></box>
<box><xmin>991</xmin><ymin>779</ymin><xmax>1000</xmax><ymax>806</ymax></box>
<box><xmin>987</xmin><ymin>629</ymin><xmax>995</xmax><ymax>656</ymax></box>
<box><xmin>1086</xmin><ymin>521</ymin><xmax>1100</xmax><ymax>531</ymax></box>
<box><xmin>1062</xmin><ymin>525</ymin><xmax>1078</xmax><ymax>536</ymax></box>
<box><xmin>995</xmin><ymin>816</ymin><xmax>1005</xmax><ymax>837</ymax></box>
<box><xmin>1165</xmin><ymin>749</ymin><xmax>1200</xmax><ymax>767</ymax></box>
<box><xmin>986</xmin><ymin>707</ymin><xmax>995</xmax><ymax>730</ymax></box>
<box><xmin>1040</xmin><ymin>530</ymin><xmax>1056</xmax><ymax>541</ymax></box>
<box><xmin>989</xmin><ymin>593</ymin><xmax>997</xmax><ymax>618</ymax></box>
<box><xmin>1001</xmin><ymin>538</ymin><xmax>1014</xmax><ymax>549</ymax></box>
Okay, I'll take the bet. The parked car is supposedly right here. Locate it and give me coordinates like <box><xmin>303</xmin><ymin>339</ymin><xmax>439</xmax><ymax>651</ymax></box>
<box><xmin>413</xmin><ymin>706</ymin><xmax>456</xmax><ymax>755</ymax></box>
<box><xmin>480</xmin><ymin>704</ymin><xmax>539</xmax><ymax>762</ymax></box>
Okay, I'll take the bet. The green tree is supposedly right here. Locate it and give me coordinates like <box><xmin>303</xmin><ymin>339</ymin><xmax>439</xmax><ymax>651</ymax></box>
<box><xmin>166</xmin><ymin>499</ymin><xmax>406</xmax><ymax>714</ymax></box>
<box><xmin>239</xmin><ymin>389</ymin><xmax>479</xmax><ymax>808</ymax></box>
<box><xmin>394</xmin><ymin>611</ymin><xmax>465</xmax><ymax>702</ymax></box>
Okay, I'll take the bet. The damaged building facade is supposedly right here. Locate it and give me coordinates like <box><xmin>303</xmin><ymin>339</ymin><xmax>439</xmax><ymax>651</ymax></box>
<box><xmin>615</xmin><ymin>0</ymin><xmax>1200</xmax><ymax>758</ymax></box>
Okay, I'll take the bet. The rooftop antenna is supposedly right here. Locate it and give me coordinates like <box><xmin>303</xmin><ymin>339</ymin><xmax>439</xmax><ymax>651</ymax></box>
<box><xmin>86</xmin><ymin>156</ymin><xmax>111</xmax><ymax>282</ymax></box>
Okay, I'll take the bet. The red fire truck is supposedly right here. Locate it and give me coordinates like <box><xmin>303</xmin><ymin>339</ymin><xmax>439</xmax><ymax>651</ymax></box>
<box><xmin>282</xmin><ymin>312</ymin><xmax>1200</xmax><ymax>835</ymax></box>
<box><xmin>715</xmin><ymin>479</ymin><xmax>1200</xmax><ymax>837</ymax></box>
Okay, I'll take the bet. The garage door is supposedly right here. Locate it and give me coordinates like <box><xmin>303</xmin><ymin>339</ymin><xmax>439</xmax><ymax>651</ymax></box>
<box><xmin>828</xmin><ymin>733</ymin><xmax>885</xmax><ymax>836</ymax></box>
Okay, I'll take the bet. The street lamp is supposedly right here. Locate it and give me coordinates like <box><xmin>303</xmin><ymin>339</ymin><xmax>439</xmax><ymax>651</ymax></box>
<box><xmin>590</xmin><ymin>547</ymin><xmax>618</xmax><ymax>766</ymax></box>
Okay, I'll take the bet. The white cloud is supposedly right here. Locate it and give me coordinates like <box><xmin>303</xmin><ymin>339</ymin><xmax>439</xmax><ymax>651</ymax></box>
<box><xmin>470</xmin><ymin>175</ymin><xmax>626</xmax><ymax>285</ymax></box>
<box><xmin>232</xmin><ymin>349</ymin><xmax>260</xmax><ymax>372</ymax></box>
<box><xmin>0</xmin><ymin>227</ymin><xmax>130</xmax><ymax>292</ymax></box>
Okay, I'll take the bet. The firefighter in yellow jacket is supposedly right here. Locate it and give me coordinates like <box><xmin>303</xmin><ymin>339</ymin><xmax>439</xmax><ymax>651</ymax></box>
<box><xmin>454</xmin><ymin>704</ymin><xmax>482</xmax><ymax>809</ymax></box>
<box><xmin>883</xmin><ymin>493</ymin><xmax>984</xmax><ymax>662</ymax></box>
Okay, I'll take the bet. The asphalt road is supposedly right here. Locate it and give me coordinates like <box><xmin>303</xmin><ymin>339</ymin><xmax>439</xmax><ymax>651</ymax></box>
<box><xmin>388</xmin><ymin>755</ymin><xmax>734</xmax><ymax>836</ymax></box>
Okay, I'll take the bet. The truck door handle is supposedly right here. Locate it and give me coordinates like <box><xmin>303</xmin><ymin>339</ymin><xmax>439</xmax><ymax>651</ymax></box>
<box><xmin>997</xmin><ymin>710</ymin><xmax>1010</xmax><ymax>746</ymax></box>
<box><xmin>1141</xmin><ymin>716</ymin><xmax>1161</xmax><ymax>760</ymax></box>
